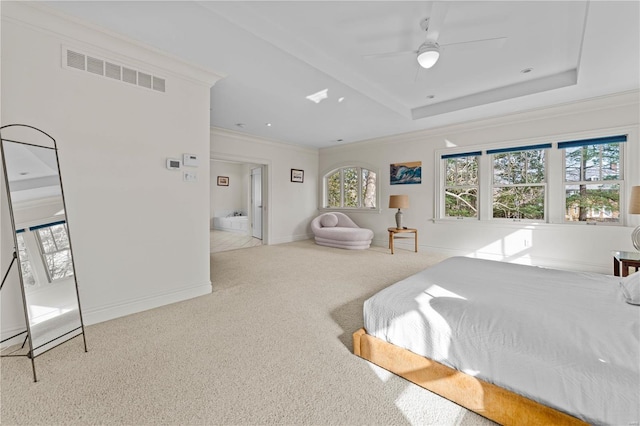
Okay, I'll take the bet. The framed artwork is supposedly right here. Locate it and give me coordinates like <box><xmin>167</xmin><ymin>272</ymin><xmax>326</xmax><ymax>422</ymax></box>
<box><xmin>217</xmin><ymin>176</ymin><xmax>229</xmax><ymax>186</ymax></box>
<box><xmin>390</xmin><ymin>161</ymin><xmax>422</xmax><ymax>185</ymax></box>
<box><xmin>291</xmin><ymin>169</ymin><xmax>304</xmax><ymax>183</ymax></box>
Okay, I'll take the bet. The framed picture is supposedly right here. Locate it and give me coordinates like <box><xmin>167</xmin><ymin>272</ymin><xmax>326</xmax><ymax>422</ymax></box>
<box><xmin>217</xmin><ymin>176</ymin><xmax>229</xmax><ymax>186</ymax></box>
<box><xmin>291</xmin><ymin>169</ymin><xmax>304</xmax><ymax>183</ymax></box>
<box><xmin>390</xmin><ymin>161</ymin><xmax>422</xmax><ymax>185</ymax></box>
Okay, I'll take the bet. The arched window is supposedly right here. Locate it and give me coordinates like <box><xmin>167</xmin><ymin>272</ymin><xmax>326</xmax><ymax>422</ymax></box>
<box><xmin>323</xmin><ymin>166</ymin><xmax>377</xmax><ymax>209</ymax></box>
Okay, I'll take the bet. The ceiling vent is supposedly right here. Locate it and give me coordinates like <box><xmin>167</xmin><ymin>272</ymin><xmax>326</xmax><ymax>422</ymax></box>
<box><xmin>63</xmin><ymin>47</ymin><xmax>166</xmax><ymax>93</ymax></box>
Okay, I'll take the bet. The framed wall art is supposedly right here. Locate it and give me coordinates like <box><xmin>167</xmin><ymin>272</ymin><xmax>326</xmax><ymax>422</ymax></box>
<box><xmin>291</xmin><ymin>169</ymin><xmax>304</xmax><ymax>183</ymax></box>
<box><xmin>390</xmin><ymin>161</ymin><xmax>421</xmax><ymax>185</ymax></box>
<box><xmin>217</xmin><ymin>176</ymin><xmax>229</xmax><ymax>186</ymax></box>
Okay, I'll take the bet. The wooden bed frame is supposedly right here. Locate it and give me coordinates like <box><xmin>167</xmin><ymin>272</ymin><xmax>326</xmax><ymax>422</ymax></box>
<box><xmin>353</xmin><ymin>328</ymin><xmax>587</xmax><ymax>426</ymax></box>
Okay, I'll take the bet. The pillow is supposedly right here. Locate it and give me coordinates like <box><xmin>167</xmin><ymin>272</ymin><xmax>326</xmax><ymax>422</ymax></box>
<box><xmin>619</xmin><ymin>271</ymin><xmax>640</xmax><ymax>305</ymax></box>
<box><xmin>320</xmin><ymin>213</ymin><xmax>339</xmax><ymax>228</ymax></box>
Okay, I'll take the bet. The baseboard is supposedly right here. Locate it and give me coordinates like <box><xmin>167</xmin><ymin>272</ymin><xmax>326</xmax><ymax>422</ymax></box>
<box><xmin>82</xmin><ymin>281</ymin><xmax>212</xmax><ymax>326</ymax></box>
<box><xmin>270</xmin><ymin>233</ymin><xmax>313</xmax><ymax>245</ymax></box>
<box><xmin>371</xmin><ymin>238</ymin><xmax>611</xmax><ymax>274</ymax></box>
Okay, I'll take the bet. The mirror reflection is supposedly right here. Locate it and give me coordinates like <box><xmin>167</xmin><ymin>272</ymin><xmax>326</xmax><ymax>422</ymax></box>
<box><xmin>2</xmin><ymin>139</ymin><xmax>82</xmax><ymax>357</ymax></box>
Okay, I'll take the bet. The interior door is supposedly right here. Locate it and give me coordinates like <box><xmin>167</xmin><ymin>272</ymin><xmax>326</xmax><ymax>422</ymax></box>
<box><xmin>251</xmin><ymin>167</ymin><xmax>262</xmax><ymax>239</ymax></box>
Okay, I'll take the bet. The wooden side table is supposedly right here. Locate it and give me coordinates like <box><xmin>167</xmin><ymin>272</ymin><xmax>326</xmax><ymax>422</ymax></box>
<box><xmin>613</xmin><ymin>251</ymin><xmax>640</xmax><ymax>277</ymax></box>
<box><xmin>388</xmin><ymin>227</ymin><xmax>418</xmax><ymax>255</ymax></box>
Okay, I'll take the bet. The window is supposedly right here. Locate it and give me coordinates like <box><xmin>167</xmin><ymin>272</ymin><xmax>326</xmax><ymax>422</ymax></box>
<box><xmin>560</xmin><ymin>135</ymin><xmax>625</xmax><ymax>223</ymax></box>
<box><xmin>489</xmin><ymin>144</ymin><xmax>550</xmax><ymax>220</ymax></box>
<box><xmin>33</xmin><ymin>222</ymin><xmax>74</xmax><ymax>282</ymax></box>
<box><xmin>15</xmin><ymin>232</ymin><xmax>36</xmax><ymax>286</ymax></box>
<box><xmin>324</xmin><ymin>166</ymin><xmax>377</xmax><ymax>209</ymax></box>
<box><xmin>437</xmin><ymin>133</ymin><xmax>629</xmax><ymax>225</ymax></box>
<box><xmin>442</xmin><ymin>151</ymin><xmax>481</xmax><ymax>218</ymax></box>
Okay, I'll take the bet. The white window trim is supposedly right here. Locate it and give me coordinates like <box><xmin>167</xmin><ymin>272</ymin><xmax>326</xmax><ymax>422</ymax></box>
<box><xmin>434</xmin><ymin>125</ymin><xmax>638</xmax><ymax>227</ymax></box>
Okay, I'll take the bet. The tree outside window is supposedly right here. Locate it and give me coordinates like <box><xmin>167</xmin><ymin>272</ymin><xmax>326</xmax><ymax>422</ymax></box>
<box><xmin>444</xmin><ymin>154</ymin><xmax>479</xmax><ymax>218</ymax></box>
<box><xmin>16</xmin><ymin>233</ymin><xmax>36</xmax><ymax>286</ymax></box>
<box><xmin>35</xmin><ymin>224</ymin><xmax>74</xmax><ymax>281</ymax></box>
<box><xmin>492</xmin><ymin>147</ymin><xmax>547</xmax><ymax>220</ymax></box>
<box><xmin>563</xmin><ymin>141</ymin><xmax>622</xmax><ymax>223</ymax></box>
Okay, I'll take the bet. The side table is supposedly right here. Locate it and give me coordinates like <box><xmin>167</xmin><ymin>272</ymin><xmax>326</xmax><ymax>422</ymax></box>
<box><xmin>612</xmin><ymin>251</ymin><xmax>640</xmax><ymax>277</ymax></box>
<box><xmin>388</xmin><ymin>227</ymin><xmax>418</xmax><ymax>255</ymax></box>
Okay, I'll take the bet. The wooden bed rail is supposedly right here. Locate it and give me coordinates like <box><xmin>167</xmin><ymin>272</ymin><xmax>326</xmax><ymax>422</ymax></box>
<box><xmin>353</xmin><ymin>328</ymin><xmax>587</xmax><ymax>426</ymax></box>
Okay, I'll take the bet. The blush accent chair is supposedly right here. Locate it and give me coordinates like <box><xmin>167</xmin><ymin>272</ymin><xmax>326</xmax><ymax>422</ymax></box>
<box><xmin>311</xmin><ymin>212</ymin><xmax>374</xmax><ymax>250</ymax></box>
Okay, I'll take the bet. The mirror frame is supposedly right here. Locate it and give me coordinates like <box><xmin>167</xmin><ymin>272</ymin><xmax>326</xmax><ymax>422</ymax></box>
<box><xmin>0</xmin><ymin>124</ymin><xmax>87</xmax><ymax>382</ymax></box>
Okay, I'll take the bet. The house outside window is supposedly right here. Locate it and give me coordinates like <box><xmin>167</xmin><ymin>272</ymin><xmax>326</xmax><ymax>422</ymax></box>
<box><xmin>560</xmin><ymin>135</ymin><xmax>625</xmax><ymax>224</ymax></box>
<box><xmin>324</xmin><ymin>166</ymin><xmax>377</xmax><ymax>209</ymax></box>
<box><xmin>442</xmin><ymin>151</ymin><xmax>481</xmax><ymax>218</ymax></box>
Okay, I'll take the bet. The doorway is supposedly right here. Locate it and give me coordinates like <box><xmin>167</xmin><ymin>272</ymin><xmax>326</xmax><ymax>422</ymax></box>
<box><xmin>210</xmin><ymin>158</ymin><xmax>268</xmax><ymax>253</ymax></box>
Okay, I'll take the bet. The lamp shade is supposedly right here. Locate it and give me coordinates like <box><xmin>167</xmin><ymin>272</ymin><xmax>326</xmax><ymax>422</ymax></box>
<box><xmin>389</xmin><ymin>195</ymin><xmax>409</xmax><ymax>209</ymax></box>
<box><xmin>630</xmin><ymin>186</ymin><xmax>640</xmax><ymax>214</ymax></box>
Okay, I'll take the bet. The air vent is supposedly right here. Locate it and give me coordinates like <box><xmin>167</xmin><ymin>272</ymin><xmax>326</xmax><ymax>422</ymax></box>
<box><xmin>105</xmin><ymin>62</ymin><xmax>121</xmax><ymax>80</ymax></box>
<box><xmin>122</xmin><ymin>67</ymin><xmax>137</xmax><ymax>85</ymax></box>
<box><xmin>63</xmin><ymin>47</ymin><xmax>166</xmax><ymax>94</ymax></box>
<box><xmin>153</xmin><ymin>77</ymin><xmax>166</xmax><ymax>93</ymax></box>
<box><xmin>138</xmin><ymin>72</ymin><xmax>152</xmax><ymax>89</ymax></box>
<box><xmin>66</xmin><ymin>50</ymin><xmax>85</xmax><ymax>71</ymax></box>
<box><xmin>87</xmin><ymin>56</ymin><xmax>104</xmax><ymax>76</ymax></box>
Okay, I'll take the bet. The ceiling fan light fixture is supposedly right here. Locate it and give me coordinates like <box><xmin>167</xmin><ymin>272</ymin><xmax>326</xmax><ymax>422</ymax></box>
<box><xmin>417</xmin><ymin>42</ymin><xmax>440</xmax><ymax>69</ymax></box>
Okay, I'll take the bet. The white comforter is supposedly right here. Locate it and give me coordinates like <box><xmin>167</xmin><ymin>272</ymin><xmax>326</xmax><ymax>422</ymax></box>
<box><xmin>363</xmin><ymin>257</ymin><xmax>640</xmax><ymax>425</ymax></box>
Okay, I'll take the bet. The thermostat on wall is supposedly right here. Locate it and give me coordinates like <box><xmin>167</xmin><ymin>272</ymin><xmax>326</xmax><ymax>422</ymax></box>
<box><xmin>166</xmin><ymin>158</ymin><xmax>181</xmax><ymax>170</ymax></box>
<box><xmin>183</xmin><ymin>153</ymin><xmax>198</xmax><ymax>167</ymax></box>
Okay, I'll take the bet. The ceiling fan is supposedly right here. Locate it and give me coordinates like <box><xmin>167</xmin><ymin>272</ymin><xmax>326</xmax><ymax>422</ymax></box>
<box><xmin>365</xmin><ymin>4</ymin><xmax>507</xmax><ymax>70</ymax></box>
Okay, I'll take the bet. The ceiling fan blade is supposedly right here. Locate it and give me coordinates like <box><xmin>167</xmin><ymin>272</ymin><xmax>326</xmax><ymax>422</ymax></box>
<box><xmin>440</xmin><ymin>36</ymin><xmax>507</xmax><ymax>49</ymax></box>
<box><xmin>424</xmin><ymin>2</ymin><xmax>449</xmax><ymax>40</ymax></box>
<box><xmin>362</xmin><ymin>49</ymin><xmax>418</xmax><ymax>59</ymax></box>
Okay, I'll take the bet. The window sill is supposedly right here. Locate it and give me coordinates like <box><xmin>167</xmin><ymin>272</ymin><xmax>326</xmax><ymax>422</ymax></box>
<box><xmin>319</xmin><ymin>207</ymin><xmax>381</xmax><ymax>214</ymax></box>
<box><xmin>432</xmin><ymin>218</ymin><xmax>627</xmax><ymax>228</ymax></box>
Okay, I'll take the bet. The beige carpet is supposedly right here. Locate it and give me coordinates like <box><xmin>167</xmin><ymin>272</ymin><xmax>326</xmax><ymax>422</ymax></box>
<box><xmin>1</xmin><ymin>240</ymin><xmax>495</xmax><ymax>425</ymax></box>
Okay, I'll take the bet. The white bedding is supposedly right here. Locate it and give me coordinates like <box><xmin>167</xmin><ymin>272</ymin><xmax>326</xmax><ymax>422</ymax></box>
<box><xmin>363</xmin><ymin>257</ymin><xmax>640</xmax><ymax>425</ymax></box>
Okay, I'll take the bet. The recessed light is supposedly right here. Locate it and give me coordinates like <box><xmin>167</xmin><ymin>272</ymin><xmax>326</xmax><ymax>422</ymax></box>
<box><xmin>235</xmin><ymin>123</ymin><xmax>246</xmax><ymax>128</ymax></box>
<box><xmin>338</xmin><ymin>97</ymin><xmax>345</xmax><ymax>103</ymax></box>
<box><xmin>265</xmin><ymin>123</ymin><xmax>272</xmax><ymax>127</ymax></box>
<box><xmin>19</xmin><ymin>172</ymin><xmax>29</xmax><ymax>176</ymax></box>
<box><xmin>520</xmin><ymin>68</ymin><xmax>533</xmax><ymax>74</ymax></box>
<box><xmin>336</xmin><ymin>139</ymin><xmax>343</xmax><ymax>142</ymax></box>
<box><xmin>426</xmin><ymin>95</ymin><xmax>435</xmax><ymax>99</ymax></box>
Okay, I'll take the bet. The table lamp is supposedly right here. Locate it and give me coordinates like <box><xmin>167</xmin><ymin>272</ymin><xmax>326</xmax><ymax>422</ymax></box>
<box><xmin>630</xmin><ymin>186</ymin><xmax>640</xmax><ymax>250</ymax></box>
<box><xmin>389</xmin><ymin>195</ymin><xmax>409</xmax><ymax>229</ymax></box>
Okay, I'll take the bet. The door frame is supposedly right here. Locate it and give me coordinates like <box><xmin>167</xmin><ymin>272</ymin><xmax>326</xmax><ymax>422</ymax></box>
<box><xmin>210</xmin><ymin>153</ymin><xmax>270</xmax><ymax>246</ymax></box>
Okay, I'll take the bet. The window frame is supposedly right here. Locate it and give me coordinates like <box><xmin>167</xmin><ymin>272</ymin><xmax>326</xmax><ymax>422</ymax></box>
<box><xmin>441</xmin><ymin>151</ymin><xmax>481</xmax><ymax>219</ymax></box>
<box><xmin>489</xmin><ymin>144</ymin><xmax>550</xmax><ymax>222</ymax></box>
<box><xmin>320</xmin><ymin>163</ymin><xmax>380</xmax><ymax>213</ymax></box>
<box><xmin>32</xmin><ymin>222</ymin><xmax>74</xmax><ymax>283</ymax></box>
<box><xmin>560</xmin><ymin>135</ymin><xmax>625</xmax><ymax>225</ymax></box>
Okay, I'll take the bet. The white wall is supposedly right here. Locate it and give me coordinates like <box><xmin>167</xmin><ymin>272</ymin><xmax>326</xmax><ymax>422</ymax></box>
<box><xmin>210</xmin><ymin>128</ymin><xmax>318</xmax><ymax>244</ymax></box>
<box><xmin>1</xmin><ymin>3</ymin><xmax>221</xmax><ymax>341</ymax></box>
<box><xmin>319</xmin><ymin>91</ymin><xmax>640</xmax><ymax>273</ymax></box>
<box><xmin>210</xmin><ymin>161</ymin><xmax>244</xmax><ymax>225</ymax></box>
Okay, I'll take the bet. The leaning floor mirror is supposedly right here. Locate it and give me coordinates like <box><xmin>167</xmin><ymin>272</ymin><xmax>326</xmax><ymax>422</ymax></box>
<box><xmin>0</xmin><ymin>124</ymin><xmax>87</xmax><ymax>381</ymax></box>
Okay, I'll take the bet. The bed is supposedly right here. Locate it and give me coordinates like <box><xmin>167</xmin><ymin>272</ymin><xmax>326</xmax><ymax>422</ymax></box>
<box><xmin>353</xmin><ymin>257</ymin><xmax>639</xmax><ymax>425</ymax></box>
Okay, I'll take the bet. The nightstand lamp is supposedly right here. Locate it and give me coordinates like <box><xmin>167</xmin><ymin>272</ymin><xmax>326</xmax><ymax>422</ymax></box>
<box><xmin>389</xmin><ymin>195</ymin><xmax>409</xmax><ymax>229</ymax></box>
<box><xmin>630</xmin><ymin>186</ymin><xmax>640</xmax><ymax>250</ymax></box>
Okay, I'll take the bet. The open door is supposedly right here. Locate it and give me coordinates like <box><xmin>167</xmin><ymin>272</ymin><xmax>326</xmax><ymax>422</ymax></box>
<box><xmin>251</xmin><ymin>167</ymin><xmax>262</xmax><ymax>240</ymax></box>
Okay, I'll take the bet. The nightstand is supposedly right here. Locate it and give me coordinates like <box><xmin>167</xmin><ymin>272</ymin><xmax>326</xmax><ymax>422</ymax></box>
<box><xmin>388</xmin><ymin>227</ymin><xmax>418</xmax><ymax>255</ymax></box>
<box><xmin>612</xmin><ymin>251</ymin><xmax>640</xmax><ymax>277</ymax></box>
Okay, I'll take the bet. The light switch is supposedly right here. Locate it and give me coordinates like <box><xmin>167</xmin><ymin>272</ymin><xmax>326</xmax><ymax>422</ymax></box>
<box><xmin>183</xmin><ymin>171</ymin><xmax>197</xmax><ymax>182</ymax></box>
